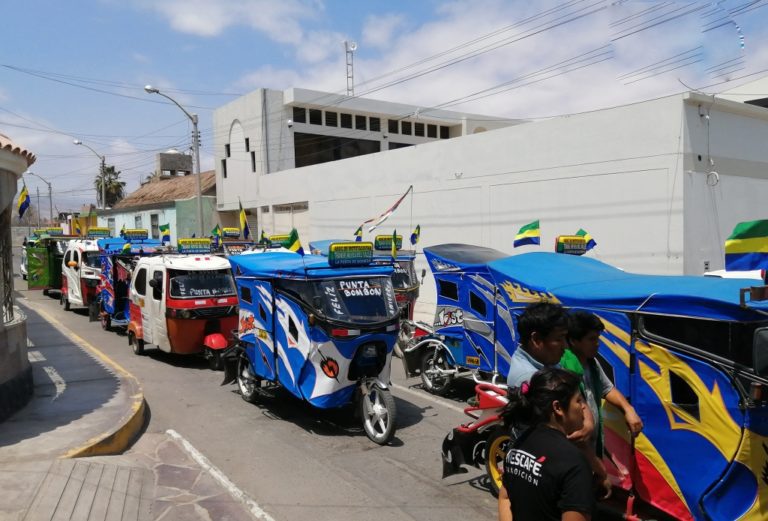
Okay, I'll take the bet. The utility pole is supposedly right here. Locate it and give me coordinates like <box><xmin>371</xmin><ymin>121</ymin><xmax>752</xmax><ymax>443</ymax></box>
<box><xmin>48</xmin><ymin>181</ymin><xmax>53</xmax><ymax>226</ymax></box>
<box><xmin>36</xmin><ymin>186</ymin><xmax>40</xmax><ymax>227</ymax></box>
<box><xmin>100</xmin><ymin>155</ymin><xmax>106</xmax><ymax>209</ymax></box>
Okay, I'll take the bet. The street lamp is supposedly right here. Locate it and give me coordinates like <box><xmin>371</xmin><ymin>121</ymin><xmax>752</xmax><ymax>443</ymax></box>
<box><xmin>144</xmin><ymin>85</ymin><xmax>203</xmax><ymax>237</ymax></box>
<box><xmin>73</xmin><ymin>139</ymin><xmax>106</xmax><ymax>210</ymax></box>
<box><xmin>24</xmin><ymin>171</ymin><xmax>52</xmax><ymax>227</ymax></box>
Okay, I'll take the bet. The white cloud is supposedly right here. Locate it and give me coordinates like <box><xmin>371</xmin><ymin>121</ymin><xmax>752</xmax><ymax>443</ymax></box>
<box><xmin>296</xmin><ymin>30</ymin><xmax>347</xmax><ymax>64</ymax></box>
<box><xmin>362</xmin><ymin>13</ymin><xmax>405</xmax><ymax>50</ymax></box>
<box><xmin>131</xmin><ymin>52</ymin><xmax>150</xmax><ymax>64</ymax></box>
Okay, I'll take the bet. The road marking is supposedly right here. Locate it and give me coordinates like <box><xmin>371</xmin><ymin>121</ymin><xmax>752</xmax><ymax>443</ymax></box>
<box><xmin>27</xmin><ymin>338</ymin><xmax>35</xmax><ymax>347</ymax></box>
<box><xmin>166</xmin><ymin>429</ymin><xmax>276</xmax><ymax>521</ymax></box>
<box><xmin>42</xmin><ymin>366</ymin><xmax>66</xmax><ymax>400</ymax></box>
<box><xmin>28</xmin><ymin>350</ymin><xmax>46</xmax><ymax>362</ymax></box>
<box><xmin>391</xmin><ymin>383</ymin><xmax>466</xmax><ymax>414</ymax></box>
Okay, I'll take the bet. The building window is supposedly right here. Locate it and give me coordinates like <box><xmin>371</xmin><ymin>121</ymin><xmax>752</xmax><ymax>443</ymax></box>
<box><xmin>355</xmin><ymin>115</ymin><xmax>367</xmax><ymax>131</ymax></box>
<box><xmin>388</xmin><ymin>142</ymin><xmax>413</xmax><ymax>150</ymax></box>
<box><xmin>388</xmin><ymin>119</ymin><xmax>399</xmax><ymax>134</ymax></box>
<box><xmin>340</xmin><ymin>113</ymin><xmax>352</xmax><ymax>129</ymax></box>
<box><xmin>251</xmin><ymin>151</ymin><xmax>256</xmax><ymax>172</ymax></box>
<box><xmin>401</xmin><ymin>121</ymin><xmax>412</xmax><ymax>135</ymax></box>
<box><xmin>325</xmin><ymin>111</ymin><xmax>338</xmax><ymax>127</ymax></box>
<box><xmin>309</xmin><ymin>109</ymin><xmax>322</xmax><ymax>125</ymax></box>
<box><xmin>150</xmin><ymin>214</ymin><xmax>159</xmax><ymax>239</ymax></box>
<box><xmin>440</xmin><ymin>126</ymin><xmax>450</xmax><ymax>139</ymax></box>
<box><xmin>135</xmin><ymin>215</ymin><xmax>142</xmax><ymax>228</ymax></box>
<box><xmin>261</xmin><ymin>205</ymin><xmax>270</xmax><ymax>213</ymax></box>
<box><xmin>225</xmin><ymin>144</ymin><xmax>231</xmax><ymax>158</ymax></box>
<box><xmin>245</xmin><ymin>137</ymin><xmax>250</xmax><ymax>152</ymax></box>
<box><xmin>427</xmin><ymin>124</ymin><xmax>437</xmax><ymax>138</ymax></box>
<box><xmin>369</xmin><ymin>117</ymin><xmax>381</xmax><ymax>132</ymax></box>
<box><xmin>293</xmin><ymin>133</ymin><xmax>381</xmax><ymax>168</ymax></box>
<box><xmin>414</xmin><ymin>122</ymin><xmax>425</xmax><ymax>137</ymax></box>
<box><xmin>107</xmin><ymin>218</ymin><xmax>115</xmax><ymax>236</ymax></box>
<box><xmin>221</xmin><ymin>158</ymin><xmax>227</xmax><ymax>178</ymax></box>
<box><xmin>293</xmin><ymin>106</ymin><xmax>306</xmax><ymax>124</ymax></box>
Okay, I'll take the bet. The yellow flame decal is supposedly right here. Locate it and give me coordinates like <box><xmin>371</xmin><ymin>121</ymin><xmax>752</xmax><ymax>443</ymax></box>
<box><xmin>598</xmin><ymin>317</ymin><xmax>631</xmax><ymax>367</ymax></box>
<box><xmin>636</xmin><ymin>340</ymin><xmax>741</xmax><ymax>460</ymax></box>
<box><xmin>734</xmin><ymin>428</ymin><xmax>768</xmax><ymax>520</ymax></box>
<box><xmin>634</xmin><ymin>431</ymin><xmax>691</xmax><ymax>514</ymax></box>
<box><xmin>499</xmin><ymin>281</ymin><xmax>560</xmax><ymax>304</ymax></box>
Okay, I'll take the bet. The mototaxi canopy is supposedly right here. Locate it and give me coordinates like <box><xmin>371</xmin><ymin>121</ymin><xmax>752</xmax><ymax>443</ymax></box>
<box><xmin>97</xmin><ymin>237</ymin><xmax>163</xmax><ymax>255</ymax></box>
<box><xmin>488</xmin><ymin>252</ymin><xmax>768</xmax><ymax>322</ymax></box>
<box><xmin>228</xmin><ymin>250</ymin><xmax>394</xmax><ymax>280</ymax></box>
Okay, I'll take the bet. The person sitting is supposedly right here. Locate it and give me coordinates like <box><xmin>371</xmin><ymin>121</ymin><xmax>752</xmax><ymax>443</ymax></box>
<box><xmin>498</xmin><ymin>367</ymin><xmax>593</xmax><ymax>521</ymax></box>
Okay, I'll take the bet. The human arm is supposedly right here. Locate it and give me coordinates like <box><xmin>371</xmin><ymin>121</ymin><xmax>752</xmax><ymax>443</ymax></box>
<box><xmin>498</xmin><ymin>484</ymin><xmax>513</xmax><ymax>521</ymax></box>
<box><xmin>562</xmin><ymin>512</ymin><xmax>590</xmax><ymax>521</ymax></box>
<box><xmin>604</xmin><ymin>388</ymin><xmax>643</xmax><ymax>436</ymax></box>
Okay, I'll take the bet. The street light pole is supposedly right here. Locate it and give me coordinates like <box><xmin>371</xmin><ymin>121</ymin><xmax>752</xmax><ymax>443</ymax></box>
<box><xmin>73</xmin><ymin>139</ymin><xmax>106</xmax><ymax>210</ymax></box>
<box><xmin>144</xmin><ymin>85</ymin><xmax>203</xmax><ymax>238</ymax></box>
<box><xmin>25</xmin><ymin>172</ymin><xmax>53</xmax><ymax>226</ymax></box>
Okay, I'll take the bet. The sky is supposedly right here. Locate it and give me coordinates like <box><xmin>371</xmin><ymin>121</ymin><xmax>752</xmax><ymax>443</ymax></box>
<box><xmin>3</xmin><ymin>0</ymin><xmax>768</xmax><ymax>214</ymax></box>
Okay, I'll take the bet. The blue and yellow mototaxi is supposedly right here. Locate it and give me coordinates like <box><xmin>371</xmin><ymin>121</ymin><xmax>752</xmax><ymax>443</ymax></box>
<box><xmin>222</xmin><ymin>242</ymin><xmax>402</xmax><ymax>444</ymax></box>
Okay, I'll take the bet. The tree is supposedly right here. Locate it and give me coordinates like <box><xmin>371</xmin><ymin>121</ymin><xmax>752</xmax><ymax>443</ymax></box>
<box><xmin>94</xmin><ymin>165</ymin><xmax>126</xmax><ymax>208</ymax></box>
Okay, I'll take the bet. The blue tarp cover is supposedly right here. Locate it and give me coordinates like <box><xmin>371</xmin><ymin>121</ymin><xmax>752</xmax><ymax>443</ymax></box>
<box><xmin>488</xmin><ymin>252</ymin><xmax>768</xmax><ymax>321</ymax></box>
<box><xmin>229</xmin><ymin>250</ymin><xmax>393</xmax><ymax>279</ymax></box>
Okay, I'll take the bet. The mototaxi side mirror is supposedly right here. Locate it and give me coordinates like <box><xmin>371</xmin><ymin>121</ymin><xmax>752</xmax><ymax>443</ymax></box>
<box><xmin>421</xmin><ymin>268</ymin><xmax>427</xmax><ymax>283</ymax></box>
<box><xmin>67</xmin><ymin>260</ymin><xmax>78</xmax><ymax>269</ymax></box>
<box><xmin>148</xmin><ymin>279</ymin><xmax>159</xmax><ymax>289</ymax></box>
<box><xmin>753</xmin><ymin>327</ymin><xmax>768</xmax><ymax>377</ymax></box>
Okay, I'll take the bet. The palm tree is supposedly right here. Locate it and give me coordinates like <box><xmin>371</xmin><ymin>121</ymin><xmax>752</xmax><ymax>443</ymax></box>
<box><xmin>94</xmin><ymin>165</ymin><xmax>126</xmax><ymax>208</ymax></box>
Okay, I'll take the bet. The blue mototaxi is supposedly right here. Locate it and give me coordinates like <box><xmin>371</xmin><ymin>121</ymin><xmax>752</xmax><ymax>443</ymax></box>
<box><xmin>222</xmin><ymin>244</ymin><xmax>402</xmax><ymax>444</ymax></box>
<box><xmin>96</xmin><ymin>237</ymin><xmax>163</xmax><ymax>331</ymax></box>
<box><xmin>429</xmin><ymin>245</ymin><xmax>768</xmax><ymax>520</ymax></box>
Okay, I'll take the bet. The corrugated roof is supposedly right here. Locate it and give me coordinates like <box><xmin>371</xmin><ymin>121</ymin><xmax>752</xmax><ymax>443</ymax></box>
<box><xmin>0</xmin><ymin>132</ymin><xmax>36</xmax><ymax>166</ymax></box>
<box><xmin>113</xmin><ymin>170</ymin><xmax>216</xmax><ymax>209</ymax></box>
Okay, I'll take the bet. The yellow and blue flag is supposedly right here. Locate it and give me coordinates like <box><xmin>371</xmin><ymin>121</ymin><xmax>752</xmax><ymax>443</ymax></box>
<box><xmin>211</xmin><ymin>224</ymin><xmax>222</xmax><ymax>247</ymax></box>
<box><xmin>354</xmin><ymin>225</ymin><xmax>363</xmax><ymax>242</ymax></box>
<box><xmin>239</xmin><ymin>200</ymin><xmax>250</xmax><ymax>240</ymax></box>
<box><xmin>514</xmin><ymin>220</ymin><xmax>540</xmax><ymax>248</ymax></box>
<box><xmin>575</xmin><ymin>228</ymin><xmax>596</xmax><ymax>251</ymax></box>
<box><xmin>410</xmin><ymin>224</ymin><xmax>420</xmax><ymax>246</ymax></box>
<box><xmin>17</xmin><ymin>183</ymin><xmax>30</xmax><ymax>220</ymax></box>
<box><xmin>259</xmin><ymin>229</ymin><xmax>270</xmax><ymax>245</ymax></box>
<box><xmin>121</xmin><ymin>242</ymin><xmax>131</xmax><ymax>254</ymax></box>
<box><xmin>391</xmin><ymin>229</ymin><xmax>398</xmax><ymax>260</ymax></box>
<box><xmin>74</xmin><ymin>219</ymin><xmax>82</xmax><ymax>236</ymax></box>
<box><xmin>160</xmin><ymin>223</ymin><xmax>171</xmax><ymax>244</ymax></box>
<box><xmin>725</xmin><ymin>219</ymin><xmax>768</xmax><ymax>271</ymax></box>
<box><xmin>119</xmin><ymin>223</ymin><xmax>126</xmax><ymax>238</ymax></box>
<box><xmin>288</xmin><ymin>228</ymin><xmax>304</xmax><ymax>256</ymax></box>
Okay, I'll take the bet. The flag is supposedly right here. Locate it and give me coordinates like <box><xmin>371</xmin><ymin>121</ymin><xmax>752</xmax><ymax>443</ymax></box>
<box><xmin>410</xmin><ymin>224</ymin><xmax>420</xmax><ymax>246</ymax></box>
<box><xmin>514</xmin><ymin>220</ymin><xmax>540</xmax><ymax>248</ymax></box>
<box><xmin>119</xmin><ymin>223</ymin><xmax>126</xmax><ymax>238</ymax></box>
<box><xmin>211</xmin><ymin>224</ymin><xmax>222</xmax><ymax>247</ymax></box>
<box><xmin>575</xmin><ymin>228</ymin><xmax>596</xmax><ymax>251</ymax></box>
<box><xmin>363</xmin><ymin>185</ymin><xmax>413</xmax><ymax>232</ymax></box>
<box><xmin>239</xmin><ymin>199</ymin><xmax>251</xmax><ymax>240</ymax></box>
<box><xmin>160</xmin><ymin>223</ymin><xmax>171</xmax><ymax>244</ymax></box>
<box><xmin>74</xmin><ymin>219</ymin><xmax>82</xmax><ymax>236</ymax></box>
<box><xmin>391</xmin><ymin>229</ymin><xmax>398</xmax><ymax>260</ymax></box>
<box><xmin>354</xmin><ymin>225</ymin><xmax>363</xmax><ymax>242</ymax></box>
<box><xmin>17</xmin><ymin>183</ymin><xmax>30</xmax><ymax>220</ymax></box>
<box><xmin>121</xmin><ymin>242</ymin><xmax>131</xmax><ymax>254</ymax></box>
<box><xmin>287</xmin><ymin>228</ymin><xmax>304</xmax><ymax>256</ymax></box>
<box><xmin>725</xmin><ymin>219</ymin><xmax>768</xmax><ymax>271</ymax></box>
<box><xmin>259</xmin><ymin>229</ymin><xmax>270</xmax><ymax>245</ymax></box>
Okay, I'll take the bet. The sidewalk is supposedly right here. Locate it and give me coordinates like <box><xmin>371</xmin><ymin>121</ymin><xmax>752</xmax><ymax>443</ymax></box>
<box><xmin>0</xmin><ymin>301</ymin><xmax>259</xmax><ymax>521</ymax></box>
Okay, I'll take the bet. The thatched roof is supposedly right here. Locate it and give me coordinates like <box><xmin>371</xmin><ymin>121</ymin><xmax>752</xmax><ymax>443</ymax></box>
<box><xmin>113</xmin><ymin>170</ymin><xmax>216</xmax><ymax>210</ymax></box>
<box><xmin>0</xmin><ymin>132</ymin><xmax>36</xmax><ymax>166</ymax></box>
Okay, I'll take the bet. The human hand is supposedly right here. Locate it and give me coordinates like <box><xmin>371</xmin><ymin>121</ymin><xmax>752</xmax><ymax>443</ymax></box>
<box><xmin>624</xmin><ymin>409</ymin><xmax>643</xmax><ymax>436</ymax></box>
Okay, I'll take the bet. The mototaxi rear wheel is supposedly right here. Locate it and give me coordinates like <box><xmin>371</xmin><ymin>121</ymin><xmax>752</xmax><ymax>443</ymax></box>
<box><xmin>237</xmin><ymin>354</ymin><xmax>259</xmax><ymax>404</ymax></box>
<box><xmin>360</xmin><ymin>386</ymin><xmax>397</xmax><ymax>445</ymax></box>
<box><xmin>129</xmin><ymin>332</ymin><xmax>145</xmax><ymax>355</ymax></box>
<box><xmin>485</xmin><ymin>427</ymin><xmax>513</xmax><ymax>497</ymax></box>
<box><xmin>420</xmin><ymin>346</ymin><xmax>452</xmax><ymax>396</ymax></box>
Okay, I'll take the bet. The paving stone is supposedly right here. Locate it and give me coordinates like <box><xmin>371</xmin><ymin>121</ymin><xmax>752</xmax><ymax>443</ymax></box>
<box><xmin>157</xmin><ymin>503</ymin><xmax>212</xmax><ymax>521</ymax></box>
<box><xmin>197</xmin><ymin>494</ymin><xmax>259</xmax><ymax>521</ymax></box>
<box><xmin>156</xmin><ymin>464</ymin><xmax>201</xmax><ymax>491</ymax></box>
<box><xmin>157</xmin><ymin>439</ymin><xmax>195</xmax><ymax>467</ymax></box>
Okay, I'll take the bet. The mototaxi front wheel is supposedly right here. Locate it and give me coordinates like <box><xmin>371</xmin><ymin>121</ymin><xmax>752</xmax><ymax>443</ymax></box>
<box><xmin>360</xmin><ymin>386</ymin><xmax>397</xmax><ymax>445</ymax></box>
<box><xmin>485</xmin><ymin>427</ymin><xmax>513</xmax><ymax>497</ymax></box>
<box><xmin>100</xmin><ymin>311</ymin><xmax>111</xmax><ymax>331</ymax></box>
<box><xmin>237</xmin><ymin>355</ymin><xmax>259</xmax><ymax>404</ymax></box>
<box><xmin>420</xmin><ymin>346</ymin><xmax>453</xmax><ymax>396</ymax></box>
<box><xmin>129</xmin><ymin>332</ymin><xmax>145</xmax><ymax>355</ymax></box>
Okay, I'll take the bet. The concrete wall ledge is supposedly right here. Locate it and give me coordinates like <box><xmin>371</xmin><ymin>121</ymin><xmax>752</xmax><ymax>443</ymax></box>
<box><xmin>0</xmin><ymin>313</ymin><xmax>31</xmax><ymax>422</ymax></box>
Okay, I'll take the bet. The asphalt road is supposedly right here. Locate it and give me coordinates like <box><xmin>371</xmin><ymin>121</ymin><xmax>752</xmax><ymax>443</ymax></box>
<box><xmin>12</xmin><ymin>257</ymin><xmax>498</xmax><ymax>521</ymax></box>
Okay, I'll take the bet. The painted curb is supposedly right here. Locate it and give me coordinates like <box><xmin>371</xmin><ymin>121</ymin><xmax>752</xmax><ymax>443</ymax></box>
<box><xmin>26</xmin><ymin>304</ymin><xmax>147</xmax><ymax>459</ymax></box>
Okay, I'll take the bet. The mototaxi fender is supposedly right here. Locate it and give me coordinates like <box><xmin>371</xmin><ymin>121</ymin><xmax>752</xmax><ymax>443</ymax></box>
<box><xmin>203</xmin><ymin>332</ymin><xmax>228</xmax><ymax>350</ymax></box>
<box><xmin>220</xmin><ymin>343</ymin><xmax>246</xmax><ymax>386</ymax></box>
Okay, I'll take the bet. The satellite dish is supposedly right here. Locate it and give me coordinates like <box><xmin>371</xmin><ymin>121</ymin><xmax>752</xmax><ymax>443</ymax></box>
<box><xmin>349</xmin><ymin>41</ymin><xmax>358</xmax><ymax>51</ymax></box>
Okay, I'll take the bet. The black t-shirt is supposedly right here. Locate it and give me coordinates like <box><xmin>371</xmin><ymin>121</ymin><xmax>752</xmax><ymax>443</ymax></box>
<box><xmin>502</xmin><ymin>424</ymin><xmax>594</xmax><ymax>521</ymax></box>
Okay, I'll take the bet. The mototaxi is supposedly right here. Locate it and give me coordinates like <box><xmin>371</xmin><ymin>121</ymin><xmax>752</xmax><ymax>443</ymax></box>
<box><xmin>436</xmin><ymin>246</ymin><xmax>768</xmax><ymax>521</ymax></box>
<box><xmin>127</xmin><ymin>238</ymin><xmax>238</xmax><ymax>369</ymax></box>
<box><xmin>25</xmin><ymin>228</ymin><xmax>77</xmax><ymax>296</ymax></box>
<box><xmin>223</xmin><ymin>241</ymin><xmax>402</xmax><ymax>444</ymax></box>
<box><xmin>96</xmin><ymin>233</ymin><xmax>163</xmax><ymax>330</ymax></box>
<box><xmin>60</xmin><ymin>227</ymin><xmax>112</xmax><ymax>315</ymax></box>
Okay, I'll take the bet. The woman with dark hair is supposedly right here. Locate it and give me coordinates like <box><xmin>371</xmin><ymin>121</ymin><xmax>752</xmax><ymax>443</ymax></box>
<box><xmin>498</xmin><ymin>368</ymin><xmax>593</xmax><ymax>521</ymax></box>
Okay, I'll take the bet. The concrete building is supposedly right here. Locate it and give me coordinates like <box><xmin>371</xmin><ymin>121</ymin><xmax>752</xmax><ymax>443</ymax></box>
<box><xmin>97</xmin><ymin>171</ymin><xmax>216</xmax><ymax>244</ymax></box>
<box><xmin>0</xmin><ymin>133</ymin><xmax>35</xmax><ymax>421</ymax></box>
<box><xmin>213</xmin><ymin>87</ymin><xmax>519</xmax><ymax>235</ymax></box>
<box><xmin>213</xmin><ymin>88</ymin><xmax>768</xmax><ymax>313</ymax></box>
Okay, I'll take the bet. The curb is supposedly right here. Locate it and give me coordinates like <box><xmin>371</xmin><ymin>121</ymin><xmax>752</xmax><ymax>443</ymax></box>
<box><xmin>24</xmin><ymin>304</ymin><xmax>147</xmax><ymax>459</ymax></box>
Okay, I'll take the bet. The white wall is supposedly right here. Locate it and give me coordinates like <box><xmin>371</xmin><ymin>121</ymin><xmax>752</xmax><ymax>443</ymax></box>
<box><xmin>98</xmin><ymin>207</ymin><xmax>177</xmax><ymax>243</ymax></box>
